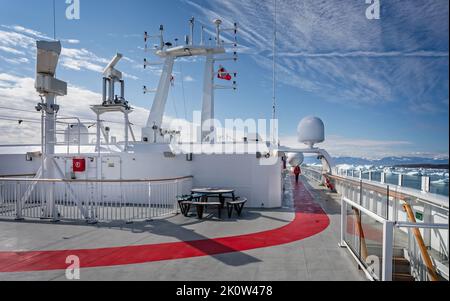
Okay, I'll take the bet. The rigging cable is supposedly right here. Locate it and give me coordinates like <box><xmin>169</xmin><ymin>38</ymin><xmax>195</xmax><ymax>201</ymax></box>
<box><xmin>0</xmin><ymin>106</ymin><xmax>40</xmax><ymax>114</ymax></box>
<box><xmin>0</xmin><ymin>116</ymin><xmax>41</xmax><ymax>125</ymax></box>
<box><xmin>171</xmin><ymin>88</ymin><xmax>179</xmax><ymax>119</ymax></box>
<box><xmin>0</xmin><ymin>108</ymin><xmax>140</xmax><ymax>128</ymax></box>
<box><xmin>272</xmin><ymin>0</ymin><xmax>278</xmax><ymax>145</ymax></box>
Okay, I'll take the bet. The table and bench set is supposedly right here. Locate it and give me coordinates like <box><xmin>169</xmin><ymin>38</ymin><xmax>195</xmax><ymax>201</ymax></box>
<box><xmin>177</xmin><ymin>188</ymin><xmax>247</xmax><ymax>219</ymax></box>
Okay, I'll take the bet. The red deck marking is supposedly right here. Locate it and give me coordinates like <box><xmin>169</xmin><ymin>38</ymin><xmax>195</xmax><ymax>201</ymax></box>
<box><xmin>0</xmin><ymin>178</ymin><xmax>330</xmax><ymax>272</ymax></box>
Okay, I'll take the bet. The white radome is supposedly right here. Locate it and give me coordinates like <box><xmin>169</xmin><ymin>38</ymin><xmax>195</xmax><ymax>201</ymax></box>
<box><xmin>64</xmin><ymin>124</ymin><xmax>90</xmax><ymax>145</ymax></box>
<box><xmin>297</xmin><ymin>116</ymin><xmax>325</xmax><ymax>148</ymax></box>
<box><xmin>287</xmin><ymin>152</ymin><xmax>304</xmax><ymax>167</ymax></box>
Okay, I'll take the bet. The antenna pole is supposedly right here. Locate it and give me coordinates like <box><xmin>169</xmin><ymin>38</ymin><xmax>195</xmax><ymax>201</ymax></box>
<box><xmin>159</xmin><ymin>25</ymin><xmax>165</xmax><ymax>50</ymax></box>
<box><xmin>189</xmin><ymin>17</ymin><xmax>195</xmax><ymax>46</ymax></box>
<box><xmin>272</xmin><ymin>0</ymin><xmax>277</xmax><ymax>144</ymax></box>
<box><xmin>214</xmin><ymin>19</ymin><xmax>222</xmax><ymax>46</ymax></box>
<box><xmin>53</xmin><ymin>0</ymin><xmax>56</xmax><ymax>40</ymax></box>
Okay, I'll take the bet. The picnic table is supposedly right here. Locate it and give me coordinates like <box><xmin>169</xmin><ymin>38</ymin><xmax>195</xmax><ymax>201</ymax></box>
<box><xmin>190</xmin><ymin>188</ymin><xmax>236</xmax><ymax>208</ymax></box>
<box><xmin>179</xmin><ymin>188</ymin><xmax>246</xmax><ymax>219</ymax></box>
<box><xmin>177</xmin><ymin>188</ymin><xmax>235</xmax><ymax>219</ymax></box>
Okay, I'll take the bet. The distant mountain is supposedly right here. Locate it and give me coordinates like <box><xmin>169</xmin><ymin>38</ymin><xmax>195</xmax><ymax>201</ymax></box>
<box><xmin>335</xmin><ymin>156</ymin><xmax>449</xmax><ymax>167</ymax></box>
<box><xmin>304</xmin><ymin>156</ymin><xmax>449</xmax><ymax>167</ymax></box>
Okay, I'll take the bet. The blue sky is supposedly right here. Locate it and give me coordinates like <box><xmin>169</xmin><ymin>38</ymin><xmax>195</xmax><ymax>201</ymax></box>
<box><xmin>0</xmin><ymin>0</ymin><xmax>448</xmax><ymax>159</ymax></box>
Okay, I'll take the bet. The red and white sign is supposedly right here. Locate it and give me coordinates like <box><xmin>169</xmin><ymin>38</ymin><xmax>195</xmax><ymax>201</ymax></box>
<box><xmin>73</xmin><ymin>158</ymin><xmax>86</xmax><ymax>173</ymax></box>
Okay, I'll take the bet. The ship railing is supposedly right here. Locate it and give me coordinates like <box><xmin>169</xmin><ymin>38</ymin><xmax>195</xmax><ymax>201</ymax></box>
<box><xmin>302</xmin><ymin>167</ymin><xmax>323</xmax><ymax>184</ymax></box>
<box><xmin>302</xmin><ymin>166</ymin><xmax>449</xmax><ymax>281</ymax></box>
<box><xmin>341</xmin><ymin>196</ymin><xmax>448</xmax><ymax>281</ymax></box>
<box><xmin>0</xmin><ymin>176</ymin><xmax>193</xmax><ymax>223</ymax></box>
<box><xmin>334</xmin><ymin>167</ymin><xmax>448</xmax><ymax>197</ymax></box>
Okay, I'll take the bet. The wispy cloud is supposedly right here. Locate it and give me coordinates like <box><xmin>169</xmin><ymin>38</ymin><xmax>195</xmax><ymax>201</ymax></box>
<box><xmin>277</xmin><ymin>50</ymin><xmax>449</xmax><ymax>58</ymax></box>
<box><xmin>280</xmin><ymin>134</ymin><xmax>419</xmax><ymax>159</ymax></box>
<box><xmin>0</xmin><ymin>46</ymin><xmax>25</xmax><ymax>55</ymax></box>
<box><xmin>186</xmin><ymin>0</ymin><xmax>449</xmax><ymax>112</ymax></box>
<box><xmin>0</xmin><ymin>24</ymin><xmax>140</xmax><ymax>80</ymax></box>
<box><xmin>60</xmin><ymin>48</ymin><xmax>109</xmax><ymax>73</ymax></box>
<box><xmin>1</xmin><ymin>25</ymin><xmax>51</xmax><ymax>40</ymax></box>
<box><xmin>64</xmin><ymin>39</ymin><xmax>80</xmax><ymax>44</ymax></box>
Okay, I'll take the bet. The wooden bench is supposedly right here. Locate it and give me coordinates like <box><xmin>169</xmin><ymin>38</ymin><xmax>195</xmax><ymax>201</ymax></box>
<box><xmin>177</xmin><ymin>196</ymin><xmax>192</xmax><ymax>216</ymax></box>
<box><xmin>226</xmin><ymin>198</ymin><xmax>247</xmax><ymax>218</ymax></box>
<box><xmin>188</xmin><ymin>201</ymin><xmax>223</xmax><ymax>219</ymax></box>
<box><xmin>177</xmin><ymin>194</ymin><xmax>203</xmax><ymax>216</ymax></box>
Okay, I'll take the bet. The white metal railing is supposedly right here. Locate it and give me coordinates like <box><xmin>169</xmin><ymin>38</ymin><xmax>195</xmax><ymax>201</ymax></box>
<box><xmin>341</xmin><ymin>197</ymin><xmax>448</xmax><ymax>281</ymax></box>
<box><xmin>302</xmin><ymin>167</ymin><xmax>449</xmax><ymax>281</ymax></box>
<box><xmin>0</xmin><ymin>176</ymin><xmax>193</xmax><ymax>223</ymax></box>
<box><xmin>340</xmin><ymin>196</ymin><xmax>393</xmax><ymax>281</ymax></box>
<box><xmin>334</xmin><ymin>167</ymin><xmax>449</xmax><ymax>197</ymax></box>
<box><xmin>395</xmin><ymin>223</ymin><xmax>449</xmax><ymax>281</ymax></box>
<box><xmin>302</xmin><ymin>167</ymin><xmax>323</xmax><ymax>184</ymax></box>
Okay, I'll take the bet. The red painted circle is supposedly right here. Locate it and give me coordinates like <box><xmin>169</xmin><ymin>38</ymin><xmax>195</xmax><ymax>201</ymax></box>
<box><xmin>0</xmin><ymin>179</ymin><xmax>330</xmax><ymax>272</ymax></box>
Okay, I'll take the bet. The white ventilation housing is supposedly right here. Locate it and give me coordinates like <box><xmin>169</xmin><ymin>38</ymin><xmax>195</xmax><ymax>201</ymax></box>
<box><xmin>297</xmin><ymin>116</ymin><xmax>325</xmax><ymax>148</ymax></box>
<box><xmin>287</xmin><ymin>152</ymin><xmax>304</xmax><ymax>167</ymax></box>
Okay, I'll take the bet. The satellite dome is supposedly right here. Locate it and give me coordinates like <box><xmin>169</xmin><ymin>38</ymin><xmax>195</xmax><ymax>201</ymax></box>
<box><xmin>287</xmin><ymin>153</ymin><xmax>304</xmax><ymax>167</ymax></box>
<box><xmin>64</xmin><ymin>124</ymin><xmax>89</xmax><ymax>145</ymax></box>
<box><xmin>297</xmin><ymin>116</ymin><xmax>325</xmax><ymax>148</ymax></box>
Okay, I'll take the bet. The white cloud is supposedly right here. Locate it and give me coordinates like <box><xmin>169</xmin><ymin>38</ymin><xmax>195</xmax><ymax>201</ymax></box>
<box><xmin>0</xmin><ymin>55</ymin><xmax>29</xmax><ymax>65</ymax></box>
<box><xmin>0</xmin><ymin>24</ymin><xmax>140</xmax><ymax>80</ymax></box>
<box><xmin>0</xmin><ymin>29</ymin><xmax>35</xmax><ymax>49</ymax></box>
<box><xmin>60</xmin><ymin>47</ymin><xmax>109</xmax><ymax>72</ymax></box>
<box><xmin>0</xmin><ymin>46</ymin><xmax>25</xmax><ymax>55</ymax></box>
<box><xmin>64</xmin><ymin>39</ymin><xmax>81</xmax><ymax>44</ymax></box>
<box><xmin>1</xmin><ymin>25</ymin><xmax>51</xmax><ymax>40</ymax></box>
<box><xmin>183</xmin><ymin>75</ymin><xmax>195</xmax><ymax>82</ymax></box>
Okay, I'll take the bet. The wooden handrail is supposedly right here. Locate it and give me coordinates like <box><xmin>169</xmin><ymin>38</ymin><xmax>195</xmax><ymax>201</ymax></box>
<box><xmin>0</xmin><ymin>175</ymin><xmax>194</xmax><ymax>184</ymax></box>
<box><xmin>353</xmin><ymin>208</ymin><xmax>369</xmax><ymax>261</ymax></box>
<box><xmin>403</xmin><ymin>203</ymin><xmax>439</xmax><ymax>281</ymax></box>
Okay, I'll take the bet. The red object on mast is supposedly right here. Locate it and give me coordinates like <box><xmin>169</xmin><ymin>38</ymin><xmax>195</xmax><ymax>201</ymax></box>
<box><xmin>217</xmin><ymin>65</ymin><xmax>232</xmax><ymax>81</ymax></box>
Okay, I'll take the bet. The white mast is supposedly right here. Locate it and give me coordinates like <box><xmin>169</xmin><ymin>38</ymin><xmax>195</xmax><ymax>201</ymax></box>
<box><xmin>201</xmin><ymin>53</ymin><xmax>215</xmax><ymax>142</ymax></box>
<box><xmin>34</xmin><ymin>40</ymin><xmax>67</xmax><ymax>218</ymax></box>
<box><xmin>142</xmin><ymin>18</ymin><xmax>237</xmax><ymax>144</ymax></box>
<box><xmin>144</xmin><ymin>57</ymin><xmax>176</xmax><ymax>142</ymax></box>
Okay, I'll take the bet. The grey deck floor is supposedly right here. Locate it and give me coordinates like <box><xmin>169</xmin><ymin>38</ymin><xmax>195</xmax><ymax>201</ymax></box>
<box><xmin>0</xmin><ymin>176</ymin><xmax>366</xmax><ymax>281</ymax></box>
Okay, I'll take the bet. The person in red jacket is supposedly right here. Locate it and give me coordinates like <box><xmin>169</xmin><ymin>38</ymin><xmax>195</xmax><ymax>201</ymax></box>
<box><xmin>294</xmin><ymin>165</ymin><xmax>301</xmax><ymax>183</ymax></box>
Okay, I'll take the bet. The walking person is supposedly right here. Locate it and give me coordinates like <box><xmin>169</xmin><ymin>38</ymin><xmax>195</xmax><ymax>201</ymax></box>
<box><xmin>294</xmin><ymin>165</ymin><xmax>301</xmax><ymax>184</ymax></box>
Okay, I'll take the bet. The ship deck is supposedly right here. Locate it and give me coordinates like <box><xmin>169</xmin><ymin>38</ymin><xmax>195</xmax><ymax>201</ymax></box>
<box><xmin>0</xmin><ymin>176</ymin><xmax>366</xmax><ymax>281</ymax></box>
